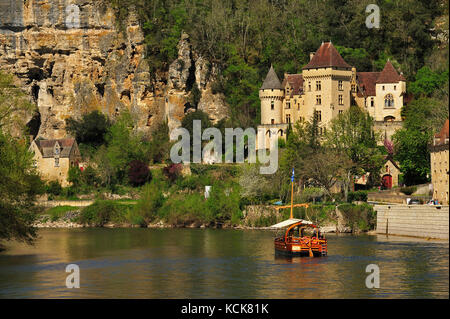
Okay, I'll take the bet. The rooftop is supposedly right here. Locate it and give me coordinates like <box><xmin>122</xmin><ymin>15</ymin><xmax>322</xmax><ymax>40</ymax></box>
<box><xmin>303</xmin><ymin>42</ymin><xmax>351</xmax><ymax>70</ymax></box>
<box><xmin>260</xmin><ymin>65</ymin><xmax>283</xmax><ymax>90</ymax></box>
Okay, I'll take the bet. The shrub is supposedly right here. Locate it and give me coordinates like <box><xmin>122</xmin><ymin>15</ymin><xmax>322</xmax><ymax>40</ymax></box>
<box><xmin>163</xmin><ymin>163</ymin><xmax>183</xmax><ymax>183</ymax></box>
<box><xmin>129</xmin><ymin>181</ymin><xmax>165</xmax><ymax>225</ymax></box>
<box><xmin>46</xmin><ymin>181</ymin><xmax>62</xmax><ymax>196</ymax></box>
<box><xmin>159</xmin><ymin>192</ymin><xmax>210</xmax><ymax>226</ymax></box>
<box><xmin>128</xmin><ymin>160</ymin><xmax>151</xmax><ymax>186</ymax></box>
<box><xmin>338</xmin><ymin>203</ymin><xmax>376</xmax><ymax>232</ymax></box>
<box><xmin>347</xmin><ymin>190</ymin><xmax>368</xmax><ymax>202</ymax></box>
<box><xmin>400</xmin><ymin>186</ymin><xmax>417</xmax><ymax>195</ymax></box>
<box><xmin>78</xmin><ymin>200</ymin><xmax>129</xmax><ymax>226</ymax></box>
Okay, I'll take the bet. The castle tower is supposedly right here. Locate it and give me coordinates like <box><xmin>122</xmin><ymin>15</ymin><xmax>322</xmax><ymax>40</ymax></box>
<box><xmin>302</xmin><ymin>42</ymin><xmax>353</xmax><ymax>127</ymax></box>
<box><xmin>259</xmin><ymin>65</ymin><xmax>284</xmax><ymax>125</ymax></box>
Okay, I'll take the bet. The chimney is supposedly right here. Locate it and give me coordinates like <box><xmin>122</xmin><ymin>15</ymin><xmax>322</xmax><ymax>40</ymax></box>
<box><xmin>310</xmin><ymin>53</ymin><xmax>315</xmax><ymax>61</ymax></box>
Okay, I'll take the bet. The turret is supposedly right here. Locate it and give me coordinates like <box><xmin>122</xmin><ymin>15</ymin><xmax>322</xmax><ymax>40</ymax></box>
<box><xmin>259</xmin><ymin>65</ymin><xmax>284</xmax><ymax>125</ymax></box>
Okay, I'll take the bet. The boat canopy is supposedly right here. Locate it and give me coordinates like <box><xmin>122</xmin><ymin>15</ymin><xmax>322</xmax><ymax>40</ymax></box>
<box><xmin>269</xmin><ymin>218</ymin><xmax>314</xmax><ymax>229</ymax></box>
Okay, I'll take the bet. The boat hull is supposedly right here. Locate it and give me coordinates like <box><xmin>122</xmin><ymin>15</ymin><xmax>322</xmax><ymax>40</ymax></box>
<box><xmin>274</xmin><ymin>239</ymin><xmax>328</xmax><ymax>257</ymax></box>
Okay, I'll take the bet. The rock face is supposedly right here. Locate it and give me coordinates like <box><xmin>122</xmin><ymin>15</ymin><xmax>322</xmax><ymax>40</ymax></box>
<box><xmin>0</xmin><ymin>0</ymin><xmax>228</xmax><ymax>140</ymax></box>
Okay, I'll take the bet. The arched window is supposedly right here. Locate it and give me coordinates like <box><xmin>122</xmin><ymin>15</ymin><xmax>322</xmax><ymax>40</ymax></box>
<box><xmin>384</xmin><ymin>94</ymin><xmax>394</xmax><ymax>107</ymax></box>
<box><xmin>384</xmin><ymin>115</ymin><xmax>395</xmax><ymax>122</ymax></box>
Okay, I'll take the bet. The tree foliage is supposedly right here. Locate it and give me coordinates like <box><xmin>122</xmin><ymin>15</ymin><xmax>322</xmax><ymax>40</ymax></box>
<box><xmin>65</xmin><ymin>111</ymin><xmax>111</xmax><ymax>148</ymax></box>
<box><xmin>0</xmin><ymin>130</ymin><xmax>44</xmax><ymax>248</ymax></box>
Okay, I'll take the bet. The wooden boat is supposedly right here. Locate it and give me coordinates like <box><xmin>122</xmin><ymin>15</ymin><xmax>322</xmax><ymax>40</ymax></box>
<box><xmin>270</xmin><ymin>168</ymin><xmax>328</xmax><ymax>257</ymax></box>
<box><xmin>272</xmin><ymin>219</ymin><xmax>328</xmax><ymax>257</ymax></box>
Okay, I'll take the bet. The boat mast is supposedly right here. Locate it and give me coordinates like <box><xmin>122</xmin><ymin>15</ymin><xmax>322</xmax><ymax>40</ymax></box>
<box><xmin>290</xmin><ymin>168</ymin><xmax>294</xmax><ymax>219</ymax></box>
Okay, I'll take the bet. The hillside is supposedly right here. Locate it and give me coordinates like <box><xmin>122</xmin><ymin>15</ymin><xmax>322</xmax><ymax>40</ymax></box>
<box><xmin>0</xmin><ymin>0</ymin><xmax>448</xmax><ymax>138</ymax></box>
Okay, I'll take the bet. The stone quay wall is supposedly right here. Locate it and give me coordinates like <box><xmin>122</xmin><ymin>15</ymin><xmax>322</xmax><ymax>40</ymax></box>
<box><xmin>375</xmin><ymin>204</ymin><xmax>449</xmax><ymax>239</ymax></box>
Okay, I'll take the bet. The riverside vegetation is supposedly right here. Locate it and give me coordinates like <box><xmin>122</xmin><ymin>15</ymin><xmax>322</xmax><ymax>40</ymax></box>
<box><xmin>1</xmin><ymin>0</ymin><xmax>448</xmax><ymax>248</ymax></box>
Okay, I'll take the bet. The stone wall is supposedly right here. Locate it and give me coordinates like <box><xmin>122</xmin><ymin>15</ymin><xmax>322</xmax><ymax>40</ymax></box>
<box><xmin>375</xmin><ymin>204</ymin><xmax>449</xmax><ymax>239</ymax></box>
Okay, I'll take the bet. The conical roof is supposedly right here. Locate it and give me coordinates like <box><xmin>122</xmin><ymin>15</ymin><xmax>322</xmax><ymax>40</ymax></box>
<box><xmin>376</xmin><ymin>60</ymin><xmax>406</xmax><ymax>83</ymax></box>
<box><xmin>260</xmin><ymin>65</ymin><xmax>283</xmax><ymax>90</ymax></box>
<box><xmin>303</xmin><ymin>42</ymin><xmax>351</xmax><ymax>70</ymax></box>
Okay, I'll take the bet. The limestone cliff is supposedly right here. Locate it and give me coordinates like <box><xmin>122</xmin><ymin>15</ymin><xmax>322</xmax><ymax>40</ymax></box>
<box><xmin>0</xmin><ymin>0</ymin><xmax>229</xmax><ymax>139</ymax></box>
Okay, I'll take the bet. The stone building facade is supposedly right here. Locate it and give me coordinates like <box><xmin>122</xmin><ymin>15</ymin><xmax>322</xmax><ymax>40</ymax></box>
<box><xmin>430</xmin><ymin>119</ymin><xmax>449</xmax><ymax>205</ymax></box>
<box><xmin>29</xmin><ymin>138</ymin><xmax>82</xmax><ymax>187</ymax></box>
<box><xmin>257</xmin><ymin>42</ymin><xmax>406</xmax><ymax>149</ymax></box>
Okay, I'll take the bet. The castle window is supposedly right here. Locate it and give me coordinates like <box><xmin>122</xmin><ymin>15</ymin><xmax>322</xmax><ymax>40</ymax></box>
<box><xmin>286</xmin><ymin>102</ymin><xmax>291</xmax><ymax>109</ymax></box>
<box><xmin>308</xmin><ymin>82</ymin><xmax>311</xmax><ymax>91</ymax></box>
<box><xmin>351</xmin><ymin>84</ymin><xmax>356</xmax><ymax>92</ymax></box>
<box><xmin>338</xmin><ymin>80</ymin><xmax>343</xmax><ymax>91</ymax></box>
<box><xmin>382</xmin><ymin>86</ymin><xmax>385</xmax><ymax>91</ymax></box>
<box><xmin>314</xmin><ymin>110</ymin><xmax>322</xmax><ymax>122</ymax></box>
<box><xmin>286</xmin><ymin>87</ymin><xmax>290</xmax><ymax>95</ymax></box>
<box><xmin>271</xmin><ymin>101</ymin><xmax>274</xmax><ymax>110</ymax></box>
<box><xmin>316</xmin><ymin>95</ymin><xmax>321</xmax><ymax>105</ymax></box>
<box><xmin>316</xmin><ymin>81</ymin><xmax>321</xmax><ymax>91</ymax></box>
<box><xmin>286</xmin><ymin>114</ymin><xmax>291</xmax><ymax>123</ymax></box>
<box><xmin>339</xmin><ymin>110</ymin><xmax>343</xmax><ymax>115</ymax></box>
<box><xmin>338</xmin><ymin>94</ymin><xmax>343</xmax><ymax>105</ymax></box>
<box><xmin>55</xmin><ymin>158</ymin><xmax>59</xmax><ymax>167</ymax></box>
<box><xmin>370</xmin><ymin>97</ymin><xmax>374</xmax><ymax>107</ymax></box>
<box><xmin>384</xmin><ymin>94</ymin><xmax>394</xmax><ymax>108</ymax></box>
<box><xmin>271</xmin><ymin>119</ymin><xmax>275</xmax><ymax>124</ymax></box>
<box><xmin>394</xmin><ymin>85</ymin><xmax>396</xmax><ymax>90</ymax></box>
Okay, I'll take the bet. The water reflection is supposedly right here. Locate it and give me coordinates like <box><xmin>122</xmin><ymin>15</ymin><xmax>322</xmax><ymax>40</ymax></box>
<box><xmin>0</xmin><ymin>229</ymin><xmax>448</xmax><ymax>298</ymax></box>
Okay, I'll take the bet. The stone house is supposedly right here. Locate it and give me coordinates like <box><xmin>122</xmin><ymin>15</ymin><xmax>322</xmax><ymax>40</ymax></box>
<box><xmin>29</xmin><ymin>138</ymin><xmax>82</xmax><ymax>187</ymax></box>
<box><xmin>380</xmin><ymin>157</ymin><xmax>401</xmax><ymax>189</ymax></box>
<box><xmin>257</xmin><ymin>42</ymin><xmax>406</xmax><ymax>149</ymax></box>
<box><xmin>430</xmin><ymin>119</ymin><xmax>449</xmax><ymax>205</ymax></box>
<box><xmin>354</xmin><ymin>157</ymin><xmax>400</xmax><ymax>190</ymax></box>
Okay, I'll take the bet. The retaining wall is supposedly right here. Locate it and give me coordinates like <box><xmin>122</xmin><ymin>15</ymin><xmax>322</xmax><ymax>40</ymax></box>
<box><xmin>375</xmin><ymin>205</ymin><xmax>449</xmax><ymax>239</ymax></box>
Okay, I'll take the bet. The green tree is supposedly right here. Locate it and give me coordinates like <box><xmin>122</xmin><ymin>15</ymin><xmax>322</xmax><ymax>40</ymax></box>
<box><xmin>393</xmin><ymin>97</ymin><xmax>448</xmax><ymax>185</ymax></box>
<box><xmin>0</xmin><ymin>130</ymin><xmax>44</xmax><ymax>249</ymax></box>
<box><xmin>325</xmin><ymin>106</ymin><xmax>384</xmax><ymax>199</ymax></box>
<box><xmin>65</xmin><ymin>110</ymin><xmax>111</xmax><ymax>148</ymax></box>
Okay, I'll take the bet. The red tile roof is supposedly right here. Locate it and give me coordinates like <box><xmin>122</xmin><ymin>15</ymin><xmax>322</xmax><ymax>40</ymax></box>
<box><xmin>303</xmin><ymin>42</ymin><xmax>351</xmax><ymax>70</ymax></box>
<box><xmin>376</xmin><ymin>60</ymin><xmax>406</xmax><ymax>83</ymax></box>
<box><xmin>356</xmin><ymin>61</ymin><xmax>405</xmax><ymax>97</ymax></box>
<box><xmin>282</xmin><ymin>74</ymin><xmax>304</xmax><ymax>96</ymax></box>
<box><xmin>356</xmin><ymin>72</ymin><xmax>380</xmax><ymax>97</ymax></box>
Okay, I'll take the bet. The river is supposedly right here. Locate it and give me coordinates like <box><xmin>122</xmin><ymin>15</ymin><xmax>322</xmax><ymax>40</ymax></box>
<box><xmin>0</xmin><ymin>228</ymin><xmax>448</xmax><ymax>298</ymax></box>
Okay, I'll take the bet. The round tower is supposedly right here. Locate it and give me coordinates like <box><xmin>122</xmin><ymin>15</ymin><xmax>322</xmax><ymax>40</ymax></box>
<box><xmin>259</xmin><ymin>65</ymin><xmax>284</xmax><ymax>125</ymax></box>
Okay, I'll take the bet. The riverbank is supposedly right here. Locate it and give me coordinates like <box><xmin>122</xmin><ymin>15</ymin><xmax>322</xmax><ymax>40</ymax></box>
<box><xmin>34</xmin><ymin>201</ymin><xmax>376</xmax><ymax>234</ymax></box>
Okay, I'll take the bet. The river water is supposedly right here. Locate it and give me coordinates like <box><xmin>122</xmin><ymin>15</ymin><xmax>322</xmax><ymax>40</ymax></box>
<box><xmin>0</xmin><ymin>228</ymin><xmax>448</xmax><ymax>298</ymax></box>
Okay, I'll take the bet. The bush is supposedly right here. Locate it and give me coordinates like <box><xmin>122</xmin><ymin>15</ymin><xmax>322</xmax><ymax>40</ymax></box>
<box><xmin>78</xmin><ymin>200</ymin><xmax>129</xmax><ymax>226</ymax></box>
<box><xmin>46</xmin><ymin>181</ymin><xmax>62</xmax><ymax>196</ymax></box>
<box><xmin>159</xmin><ymin>192</ymin><xmax>210</xmax><ymax>226</ymax></box>
<box><xmin>128</xmin><ymin>160</ymin><xmax>151</xmax><ymax>186</ymax></box>
<box><xmin>347</xmin><ymin>190</ymin><xmax>368</xmax><ymax>202</ymax></box>
<box><xmin>163</xmin><ymin>163</ymin><xmax>183</xmax><ymax>183</ymax></box>
<box><xmin>338</xmin><ymin>203</ymin><xmax>376</xmax><ymax>232</ymax></box>
<box><xmin>400</xmin><ymin>186</ymin><xmax>417</xmax><ymax>195</ymax></box>
<box><xmin>129</xmin><ymin>181</ymin><xmax>165</xmax><ymax>225</ymax></box>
